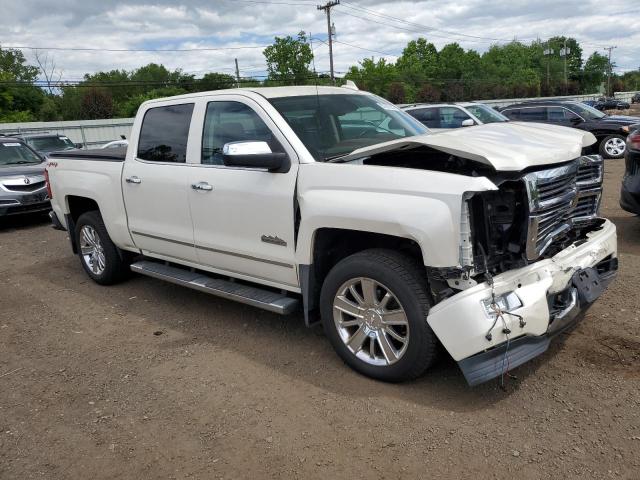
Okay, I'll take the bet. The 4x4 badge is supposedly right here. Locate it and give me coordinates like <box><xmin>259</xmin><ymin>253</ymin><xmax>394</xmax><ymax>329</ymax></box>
<box><xmin>261</xmin><ymin>235</ymin><xmax>287</xmax><ymax>247</ymax></box>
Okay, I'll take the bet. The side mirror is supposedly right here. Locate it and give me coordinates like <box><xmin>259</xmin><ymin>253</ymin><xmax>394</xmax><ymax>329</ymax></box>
<box><xmin>74</xmin><ymin>143</ymin><xmax>84</xmax><ymax>149</ymax></box>
<box><xmin>222</xmin><ymin>141</ymin><xmax>288</xmax><ymax>172</ymax></box>
<box><xmin>570</xmin><ymin>117</ymin><xmax>582</xmax><ymax>125</ymax></box>
<box><xmin>461</xmin><ymin>119</ymin><xmax>475</xmax><ymax>127</ymax></box>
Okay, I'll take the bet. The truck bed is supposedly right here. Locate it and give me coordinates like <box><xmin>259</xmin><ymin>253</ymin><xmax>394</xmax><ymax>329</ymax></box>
<box><xmin>48</xmin><ymin>147</ymin><xmax>126</xmax><ymax>162</ymax></box>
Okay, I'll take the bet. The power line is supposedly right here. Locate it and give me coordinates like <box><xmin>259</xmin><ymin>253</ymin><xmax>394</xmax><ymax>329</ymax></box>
<box><xmin>3</xmin><ymin>44</ymin><xmax>270</xmax><ymax>52</ymax></box>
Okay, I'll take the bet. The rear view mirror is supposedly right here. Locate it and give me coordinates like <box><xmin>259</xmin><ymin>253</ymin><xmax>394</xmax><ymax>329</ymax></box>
<box><xmin>222</xmin><ymin>141</ymin><xmax>288</xmax><ymax>172</ymax></box>
<box><xmin>461</xmin><ymin>119</ymin><xmax>475</xmax><ymax>127</ymax></box>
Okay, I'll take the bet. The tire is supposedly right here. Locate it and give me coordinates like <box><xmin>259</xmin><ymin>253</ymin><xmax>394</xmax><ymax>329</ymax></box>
<box><xmin>320</xmin><ymin>249</ymin><xmax>438</xmax><ymax>382</ymax></box>
<box><xmin>75</xmin><ymin>210</ymin><xmax>130</xmax><ymax>285</ymax></box>
<box><xmin>599</xmin><ymin>134</ymin><xmax>626</xmax><ymax>159</ymax></box>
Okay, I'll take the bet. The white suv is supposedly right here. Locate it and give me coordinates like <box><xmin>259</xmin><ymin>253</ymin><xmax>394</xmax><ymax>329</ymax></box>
<box><xmin>402</xmin><ymin>102</ymin><xmax>509</xmax><ymax>131</ymax></box>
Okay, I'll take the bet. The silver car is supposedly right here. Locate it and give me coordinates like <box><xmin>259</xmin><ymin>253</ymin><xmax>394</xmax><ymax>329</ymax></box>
<box><xmin>0</xmin><ymin>138</ymin><xmax>50</xmax><ymax>217</ymax></box>
<box><xmin>402</xmin><ymin>102</ymin><xmax>509</xmax><ymax>131</ymax></box>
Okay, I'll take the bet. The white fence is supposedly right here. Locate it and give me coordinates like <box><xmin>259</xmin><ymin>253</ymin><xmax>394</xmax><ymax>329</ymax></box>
<box><xmin>477</xmin><ymin>93</ymin><xmax>601</xmax><ymax>108</ymax></box>
<box><xmin>0</xmin><ymin>118</ymin><xmax>134</xmax><ymax>148</ymax></box>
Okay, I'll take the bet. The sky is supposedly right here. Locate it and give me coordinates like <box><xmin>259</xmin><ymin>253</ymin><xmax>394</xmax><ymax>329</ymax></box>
<box><xmin>1</xmin><ymin>0</ymin><xmax>639</xmax><ymax>81</ymax></box>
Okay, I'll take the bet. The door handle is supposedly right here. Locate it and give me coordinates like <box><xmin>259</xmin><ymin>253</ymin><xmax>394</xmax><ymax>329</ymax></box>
<box><xmin>191</xmin><ymin>182</ymin><xmax>213</xmax><ymax>191</ymax></box>
<box><xmin>126</xmin><ymin>176</ymin><xmax>142</xmax><ymax>184</ymax></box>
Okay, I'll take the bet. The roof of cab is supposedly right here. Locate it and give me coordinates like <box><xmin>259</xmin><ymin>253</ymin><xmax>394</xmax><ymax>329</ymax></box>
<box><xmin>142</xmin><ymin>85</ymin><xmax>369</xmax><ymax>106</ymax></box>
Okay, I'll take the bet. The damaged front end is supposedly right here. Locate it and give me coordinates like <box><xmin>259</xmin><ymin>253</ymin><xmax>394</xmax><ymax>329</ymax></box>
<box><xmin>425</xmin><ymin>154</ymin><xmax>618</xmax><ymax>386</ymax></box>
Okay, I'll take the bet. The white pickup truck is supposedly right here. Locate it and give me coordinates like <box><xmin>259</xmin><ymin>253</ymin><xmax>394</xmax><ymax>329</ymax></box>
<box><xmin>46</xmin><ymin>85</ymin><xmax>618</xmax><ymax>386</ymax></box>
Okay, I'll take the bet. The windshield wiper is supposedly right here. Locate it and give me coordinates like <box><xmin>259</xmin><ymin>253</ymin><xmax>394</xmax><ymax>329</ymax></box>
<box><xmin>324</xmin><ymin>153</ymin><xmax>351</xmax><ymax>163</ymax></box>
<box><xmin>4</xmin><ymin>161</ymin><xmax>36</xmax><ymax>165</ymax></box>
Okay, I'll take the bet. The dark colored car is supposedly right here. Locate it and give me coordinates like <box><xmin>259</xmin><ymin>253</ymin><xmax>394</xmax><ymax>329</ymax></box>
<box><xmin>0</xmin><ymin>138</ymin><xmax>50</xmax><ymax>217</ymax></box>
<box><xmin>595</xmin><ymin>97</ymin><xmax>630</xmax><ymax>111</ymax></box>
<box><xmin>620</xmin><ymin>124</ymin><xmax>640</xmax><ymax>215</ymax></box>
<box><xmin>14</xmin><ymin>133</ymin><xmax>78</xmax><ymax>157</ymax></box>
<box><xmin>632</xmin><ymin>93</ymin><xmax>640</xmax><ymax>104</ymax></box>
<box><xmin>499</xmin><ymin>101</ymin><xmax>640</xmax><ymax>158</ymax></box>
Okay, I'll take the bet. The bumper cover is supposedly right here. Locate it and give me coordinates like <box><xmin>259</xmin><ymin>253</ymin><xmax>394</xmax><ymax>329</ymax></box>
<box><xmin>0</xmin><ymin>200</ymin><xmax>50</xmax><ymax>217</ymax></box>
<box><xmin>426</xmin><ymin>219</ymin><xmax>618</xmax><ymax>386</ymax></box>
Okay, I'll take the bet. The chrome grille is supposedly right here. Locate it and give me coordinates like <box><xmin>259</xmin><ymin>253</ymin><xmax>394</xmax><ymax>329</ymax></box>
<box><xmin>524</xmin><ymin>155</ymin><xmax>603</xmax><ymax>260</ymax></box>
<box><xmin>2</xmin><ymin>181</ymin><xmax>46</xmax><ymax>193</ymax></box>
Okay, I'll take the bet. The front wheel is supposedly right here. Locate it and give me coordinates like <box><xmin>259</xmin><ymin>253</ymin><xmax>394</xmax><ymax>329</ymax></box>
<box><xmin>75</xmin><ymin>211</ymin><xmax>130</xmax><ymax>285</ymax></box>
<box><xmin>320</xmin><ymin>249</ymin><xmax>438</xmax><ymax>382</ymax></box>
<box><xmin>600</xmin><ymin>134</ymin><xmax>626</xmax><ymax>159</ymax></box>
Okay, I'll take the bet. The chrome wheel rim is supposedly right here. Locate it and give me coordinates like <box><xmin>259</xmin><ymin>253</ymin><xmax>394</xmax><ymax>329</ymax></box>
<box><xmin>604</xmin><ymin>137</ymin><xmax>625</xmax><ymax>157</ymax></box>
<box><xmin>333</xmin><ymin>277</ymin><xmax>409</xmax><ymax>366</ymax></box>
<box><xmin>79</xmin><ymin>225</ymin><xmax>106</xmax><ymax>275</ymax></box>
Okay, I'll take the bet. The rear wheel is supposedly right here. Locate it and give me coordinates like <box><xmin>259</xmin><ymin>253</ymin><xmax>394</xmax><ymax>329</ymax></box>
<box><xmin>320</xmin><ymin>249</ymin><xmax>438</xmax><ymax>382</ymax></box>
<box><xmin>600</xmin><ymin>134</ymin><xmax>626</xmax><ymax>159</ymax></box>
<box><xmin>75</xmin><ymin>211</ymin><xmax>130</xmax><ymax>285</ymax></box>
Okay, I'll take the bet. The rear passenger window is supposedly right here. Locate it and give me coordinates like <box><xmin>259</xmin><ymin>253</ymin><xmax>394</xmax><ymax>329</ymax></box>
<box><xmin>518</xmin><ymin>107</ymin><xmax>546</xmax><ymax>121</ymax></box>
<box><xmin>137</xmin><ymin>104</ymin><xmax>194</xmax><ymax>163</ymax></box>
<box><xmin>409</xmin><ymin>108</ymin><xmax>440</xmax><ymax>128</ymax></box>
<box><xmin>502</xmin><ymin>108</ymin><xmax>520</xmax><ymax>119</ymax></box>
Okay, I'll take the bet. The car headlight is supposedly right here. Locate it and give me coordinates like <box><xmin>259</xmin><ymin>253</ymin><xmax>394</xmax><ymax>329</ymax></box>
<box><xmin>481</xmin><ymin>291</ymin><xmax>522</xmax><ymax>319</ymax></box>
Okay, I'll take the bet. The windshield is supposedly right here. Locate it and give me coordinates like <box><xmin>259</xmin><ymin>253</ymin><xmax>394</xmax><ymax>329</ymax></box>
<box><xmin>0</xmin><ymin>141</ymin><xmax>43</xmax><ymax>166</ymax></box>
<box><xmin>465</xmin><ymin>104</ymin><xmax>508</xmax><ymax>123</ymax></box>
<box><xmin>569</xmin><ymin>103</ymin><xmax>606</xmax><ymax>120</ymax></box>
<box><xmin>27</xmin><ymin>136</ymin><xmax>75</xmax><ymax>152</ymax></box>
<box><xmin>268</xmin><ymin>94</ymin><xmax>428</xmax><ymax>161</ymax></box>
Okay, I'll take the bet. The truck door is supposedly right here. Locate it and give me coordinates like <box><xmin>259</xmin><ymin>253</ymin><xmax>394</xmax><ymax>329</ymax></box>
<box><xmin>187</xmin><ymin>96</ymin><xmax>299</xmax><ymax>290</ymax></box>
<box><xmin>122</xmin><ymin>102</ymin><xmax>199</xmax><ymax>263</ymax></box>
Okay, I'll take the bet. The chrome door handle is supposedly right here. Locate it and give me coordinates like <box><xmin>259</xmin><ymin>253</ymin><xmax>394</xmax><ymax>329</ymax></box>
<box><xmin>191</xmin><ymin>182</ymin><xmax>213</xmax><ymax>191</ymax></box>
<box><xmin>126</xmin><ymin>176</ymin><xmax>142</xmax><ymax>184</ymax></box>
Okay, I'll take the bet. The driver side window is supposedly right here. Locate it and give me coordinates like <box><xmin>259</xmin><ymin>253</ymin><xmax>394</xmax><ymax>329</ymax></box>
<box><xmin>201</xmin><ymin>101</ymin><xmax>283</xmax><ymax>165</ymax></box>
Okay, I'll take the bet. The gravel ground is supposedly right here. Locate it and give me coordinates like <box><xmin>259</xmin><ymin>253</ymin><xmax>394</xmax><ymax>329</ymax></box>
<box><xmin>1</xmin><ymin>157</ymin><xmax>639</xmax><ymax>480</ymax></box>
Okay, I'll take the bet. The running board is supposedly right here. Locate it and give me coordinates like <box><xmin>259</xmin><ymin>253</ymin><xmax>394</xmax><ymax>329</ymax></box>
<box><xmin>130</xmin><ymin>260</ymin><xmax>300</xmax><ymax>315</ymax></box>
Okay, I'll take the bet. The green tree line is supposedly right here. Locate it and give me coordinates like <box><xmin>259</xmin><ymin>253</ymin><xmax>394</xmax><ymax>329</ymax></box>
<box><xmin>1</xmin><ymin>33</ymin><xmax>639</xmax><ymax>122</ymax></box>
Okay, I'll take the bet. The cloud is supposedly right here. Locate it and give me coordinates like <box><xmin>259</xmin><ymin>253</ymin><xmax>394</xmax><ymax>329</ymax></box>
<box><xmin>1</xmin><ymin>0</ymin><xmax>638</xmax><ymax>79</ymax></box>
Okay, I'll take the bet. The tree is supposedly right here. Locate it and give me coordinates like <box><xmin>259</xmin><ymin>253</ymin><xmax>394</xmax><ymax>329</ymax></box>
<box><xmin>345</xmin><ymin>58</ymin><xmax>398</xmax><ymax>98</ymax></box>
<box><xmin>199</xmin><ymin>72</ymin><xmax>236</xmax><ymax>91</ymax></box>
<box><xmin>80</xmin><ymin>87</ymin><xmax>114</xmax><ymax>119</ymax></box>
<box><xmin>0</xmin><ymin>46</ymin><xmax>45</xmax><ymax>121</ymax></box>
<box><xmin>263</xmin><ymin>31</ymin><xmax>314</xmax><ymax>85</ymax></box>
<box><xmin>387</xmin><ymin>82</ymin><xmax>406</xmax><ymax>104</ymax></box>
<box><xmin>582</xmin><ymin>52</ymin><xmax>609</xmax><ymax>93</ymax></box>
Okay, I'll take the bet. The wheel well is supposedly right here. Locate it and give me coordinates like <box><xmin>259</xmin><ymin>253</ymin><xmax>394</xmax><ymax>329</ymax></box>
<box><xmin>65</xmin><ymin>196</ymin><xmax>100</xmax><ymax>254</ymax></box>
<box><xmin>301</xmin><ymin>228</ymin><xmax>425</xmax><ymax>325</ymax></box>
<box><xmin>67</xmin><ymin>196</ymin><xmax>99</xmax><ymax>222</ymax></box>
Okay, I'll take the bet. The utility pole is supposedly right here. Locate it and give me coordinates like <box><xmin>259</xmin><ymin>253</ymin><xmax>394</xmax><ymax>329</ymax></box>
<box><xmin>604</xmin><ymin>46</ymin><xmax>617</xmax><ymax>96</ymax></box>
<box><xmin>560</xmin><ymin>39</ymin><xmax>570</xmax><ymax>95</ymax></box>
<box><xmin>543</xmin><ymin>43</ymin><xmax>554</xmax><ymax>95</ymax></box>
<box><xmin>234</xmin><ymin>58</ymin><xmax>241</xmax><ymax>88</ymax></box>
<box><xmin>317</xmin><ymin>0</ymin><xmax>339</xmax><ymax>84</ymax></box>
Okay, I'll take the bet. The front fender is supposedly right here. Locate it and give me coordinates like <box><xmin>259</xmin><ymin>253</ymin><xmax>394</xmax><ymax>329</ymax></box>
<box><xmin>295</xmin><ymin>162</ymin><xmax>497</xmax><ymax>267</ymax></box>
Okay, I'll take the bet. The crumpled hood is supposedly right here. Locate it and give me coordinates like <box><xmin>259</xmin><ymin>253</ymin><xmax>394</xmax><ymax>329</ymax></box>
<box><xmin>341</xmin><ymin>122</ymin><xmax>597</xmax><ymax>172</ymax></box>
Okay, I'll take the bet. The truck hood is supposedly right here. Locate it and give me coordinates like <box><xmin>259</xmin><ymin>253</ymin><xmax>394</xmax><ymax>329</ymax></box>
<box><xmin>340</xmin><ymin>122</ymin><xmax>596</xmax><ymax>172</ymax></box>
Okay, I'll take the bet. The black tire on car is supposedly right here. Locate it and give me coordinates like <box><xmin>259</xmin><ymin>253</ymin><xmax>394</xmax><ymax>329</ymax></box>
<box><xmin>320</xmin><ymin>249</ymin><xmax>438</xmax><ymax>382</ymax></box>
<box><xmin>599</xmin><ymin>134</ymin><xmax>626</xmax><ymax>159</ymax></box>
<box><xmin>75</xmin><ymin>210</ymin><xmax>131</xmax><ymax>285</ymax></box>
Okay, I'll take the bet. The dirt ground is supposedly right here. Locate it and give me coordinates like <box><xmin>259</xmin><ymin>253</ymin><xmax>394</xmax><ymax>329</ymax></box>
<box><xmin>1</xmin><ymin>159</ymin><xmax>639</xmax><ymax>480</ymax></box>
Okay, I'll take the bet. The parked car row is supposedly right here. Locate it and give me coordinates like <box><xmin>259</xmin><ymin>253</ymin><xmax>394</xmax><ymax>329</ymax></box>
<box><xmin>402</xmin><ymin>99</ymin><xmax>640</xmax><ymax>159</ymax></box>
